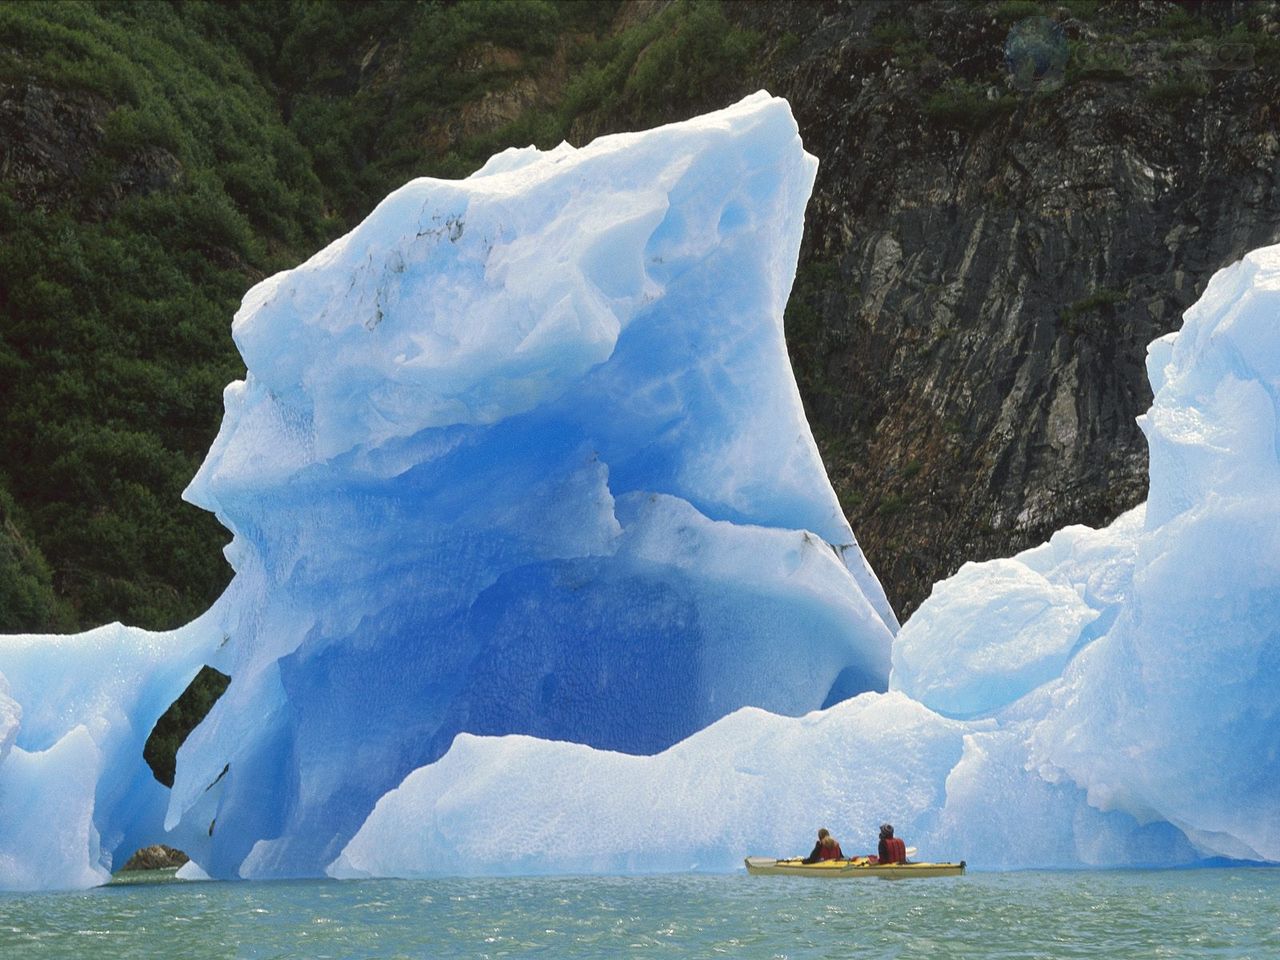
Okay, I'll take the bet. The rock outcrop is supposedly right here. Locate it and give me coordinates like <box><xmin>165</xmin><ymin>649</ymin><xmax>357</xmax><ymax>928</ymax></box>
<box><xmin>118</xmin><ymin>844</ymin><xmax>189</xmax><ymax>872</ymax></box>
<box><xmin>738</xmin><ymin>0</ymin><xmax>1280</xmax><ymax>614</ymax></box>
<box><xmin>0</xmin><ymin>81</ymin><xmax>181</xmax><ymax>217</ymax></box>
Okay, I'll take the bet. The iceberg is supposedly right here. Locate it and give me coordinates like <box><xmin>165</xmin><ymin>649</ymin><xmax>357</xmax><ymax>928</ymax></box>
<box><xmin>335</xmin><ymin>246</ymin><xmax>1280</xmax><ymax>876</ymax></box>
<box><xmin>0</xmin><ymin>93</ymin><xmax>897</xmax><ymax>887</ymax></box>
<box><xmin>4</xmin><ymin>91</ymin><xmax>1277</xmax><ymax>889</ymax></box>
<box><xmin>331</xmin><ymin>692</ymin><xmax>973</xmax><ymax>878</ymax></box>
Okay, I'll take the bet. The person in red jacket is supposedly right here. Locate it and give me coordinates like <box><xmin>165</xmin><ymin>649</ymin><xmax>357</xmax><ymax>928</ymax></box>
<box><xmin>802</xmin><ymin>828</ymin><xmax>845</xmax><ymax>863</ymax></box>
<box><xmin>878</xmin><ymin>823</ymin><xmax>908</xmax><ymax>863</ymax></box>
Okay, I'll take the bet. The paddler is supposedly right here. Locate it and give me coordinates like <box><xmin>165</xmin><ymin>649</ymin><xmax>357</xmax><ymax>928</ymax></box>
<box><xmin>802</xmin><ymin>828</ymin><xmax>845</xmax><ymax>863</ymax></box>
<box><xmin>878</xmin><ymin>823</ymin><xmax>908</xmax><ymax>863</ymax></box>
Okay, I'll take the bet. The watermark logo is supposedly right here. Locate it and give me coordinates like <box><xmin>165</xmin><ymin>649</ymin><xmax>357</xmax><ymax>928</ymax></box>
<box><xmin>1006</xmin><ymin>15</ymin><xmax>1257</xmax><ymax>90</ymax></box>
<box><xmin>1207</xmin><ymin>41</ymin><xmax>1255</xmax><ymax>71</ymax></box>
<box><xmin>1004</xmin><ymin>17</ymin><xmax>1068</xmax><ymax>91</ymax></box>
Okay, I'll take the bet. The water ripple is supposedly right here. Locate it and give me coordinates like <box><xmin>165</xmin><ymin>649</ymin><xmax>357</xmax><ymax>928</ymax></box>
<box><xmin>0</xmin><ymin>869</ymin><xmax>1276</xmax><ymax>959</ymax></box>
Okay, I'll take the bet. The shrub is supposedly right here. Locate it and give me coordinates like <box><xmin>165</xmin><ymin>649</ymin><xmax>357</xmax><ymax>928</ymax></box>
<box><xmin>143</xmin><ymin>666</ymin><xmax>232</xmax><ymax>786</ymax></box>
<box><xmin>870</xmin><ymin>18</ymin><xmax>916</xmax><ymax>50</ymax></box>
<box><xmin>877</xmin><ymin>493</ymin><xmax>910</xmax><ymax>517</ymax></box>
<box><xmin>1069</xmin><ymin>44</ymin><xmax>1133</xmax><ymax>82</ymax></box>
<box><xmin>1060</xmin><ymin>287</ymin><xmax>1128</xmax><ymax>335</ymax></box>
<box><xmin>922</xmin><ymin>80</ymin><xmax>1015</xmax><ymax>131</ymax></box>
<box><xmin>994</xmin><ymin>0</ymin><xmax>1046</xmax><ymax>24</ymax></box>
<box><xmin>1145</xmin><ymin>73</ymin><xmax>1211</xmax><ymax>104</ymax></box>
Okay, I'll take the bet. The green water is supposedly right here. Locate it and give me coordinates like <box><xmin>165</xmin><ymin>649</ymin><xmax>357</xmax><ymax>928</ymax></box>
<box><xmin>1</xmin><ymin>869</ymin><xmax>1277</xmax><ymax>959</ymax></box>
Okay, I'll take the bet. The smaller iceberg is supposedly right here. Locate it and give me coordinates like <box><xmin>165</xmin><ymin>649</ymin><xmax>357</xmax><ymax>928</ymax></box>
<box><xmin>0</xmin><ymin>618</ymin><xmax>213</xmax><ymax>889</ymax></box>
<box><xmin>1026</xmin><ymin>244</ymin><xmax>1280</xmax><ymax>862</ymax></box>
<box><xmin>331</xmin><ymin>692</ymin><xmax>972</xmax><ymax>878</ymax></box>
<box><xmin>892</xmin><ymin>507</ymin><xmax>1143</xmax><ymax>719</ymax></box>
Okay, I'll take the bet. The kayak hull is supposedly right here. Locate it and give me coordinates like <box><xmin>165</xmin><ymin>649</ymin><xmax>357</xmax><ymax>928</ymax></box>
<box><xmin>744</xmin><ymin>857</ymin><xmax>966</xmax><ymax>879</ymax></box>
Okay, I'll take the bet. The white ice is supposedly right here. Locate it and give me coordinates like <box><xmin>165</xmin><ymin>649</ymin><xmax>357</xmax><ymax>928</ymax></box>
<box><xmin>0</xmin><ymin>618</ymin><xmax>214</xmax><ymax>888</ymax></box>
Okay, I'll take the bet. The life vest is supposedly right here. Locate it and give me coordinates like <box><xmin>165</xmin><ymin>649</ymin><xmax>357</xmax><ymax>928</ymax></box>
<box><xmin>819</xmin><ymin>842</ymin><xmax>844</xmax><ymax>860</ymax></box>
<box><xmin>880</xmin><ymin>836</ymin><xmax>907</xmax><ymax>863</ymax></box>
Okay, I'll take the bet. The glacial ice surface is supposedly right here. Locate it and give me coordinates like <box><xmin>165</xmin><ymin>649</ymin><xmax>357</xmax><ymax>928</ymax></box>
<box><xmin>335</xmin><ymin>245</ymin><xmax>1280</xmax><ymax>876</ymax></box>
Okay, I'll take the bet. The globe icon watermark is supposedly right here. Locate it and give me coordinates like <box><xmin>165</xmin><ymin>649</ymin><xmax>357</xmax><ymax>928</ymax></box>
<box><xmin>1005</xmin><ymin>17</ymin><xmax>1068</xmax><ymax>91</ymax></box>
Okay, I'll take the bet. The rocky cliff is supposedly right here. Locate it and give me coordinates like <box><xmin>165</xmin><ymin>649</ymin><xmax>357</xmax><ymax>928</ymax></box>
<box><xmin>742</xmin><ymin>0</ymin><xmax>1280</xmax><ymax>615</ymax></box>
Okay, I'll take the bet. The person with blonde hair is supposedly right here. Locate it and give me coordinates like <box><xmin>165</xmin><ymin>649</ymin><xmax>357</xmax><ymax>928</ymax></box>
<box><xmin>802</xmin><ymin>827</ymin><xmax>844</xmax><ymax>863</ymax></box>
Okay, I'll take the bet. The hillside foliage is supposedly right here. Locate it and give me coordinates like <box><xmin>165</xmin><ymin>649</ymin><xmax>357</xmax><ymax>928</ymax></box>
<box><xmin>0</xmin><ymin>0</ymin><xmax>759</xmax><ymax>635</ymax></box>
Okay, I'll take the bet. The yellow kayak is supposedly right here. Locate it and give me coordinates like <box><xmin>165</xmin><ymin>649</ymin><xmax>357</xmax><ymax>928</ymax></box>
<box><xmin>744</xmin><ymin>856</ymin><xmax>965</xmax><ymax>878</ymax></box>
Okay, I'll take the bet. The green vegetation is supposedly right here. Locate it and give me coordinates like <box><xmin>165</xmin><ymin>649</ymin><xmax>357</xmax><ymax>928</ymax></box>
<box><xmin>0</xmin><ymin>0</ymin><xmax>318</xmax><ymax>631</ymax></box>
<box><xmin>143</xmin><ymin>666</ymin><xmax>231</xmax><ymax>787</ymax></box>
<box><xmin>867</xmin><ymin>14</ymin><xmax>933</xmax><ymax>64</ymax></box>
<box><xmin>869</xmin><ymin>16</ymin><xmax>923</xmax><ymax>59</ymax></box>
<box><xmin>0</xmin><ymin>0</ymin><xmax>762</xmax><ymax>635</ymax></box>
<box><xmin>1058</xmin><ymin>0</ymin><xmax>1100</xmax><ymax>17</ymax></box>
<box><xmin>0</xmin><ymin>488</ymin><xmax>75</xmax><ymax>632</ymax></box>
<box><xmin>921</xmin><ymin>79</ymin><xmax>1016</xmax><ymax>131</ymax></box>
<box><xmin>876</xmin><ymin>493</ymin><xmax>910</xmax><ymax>517</ymax></box>
<box><xmin>1061</xmin><ymin>286</ymin><xmax>1128</xmax><ymax>334</ymax></box>
<box><xmin>533</xmin><ymin>0</ymin><xmax>760</xmax><ymax>148</ymax></box>
<box><xmin>280</xmin><ymin>0</ymin><xmax>758</xmax><ymax>196</ymax></box>
<box><xmin>784</xmin><ymin>259</ymin><xmax>847</xmax><ymax>399</ymax></box>
<box><xmin>993</xmin><ymin>0</ymin><xmax>1047</xmax><ymax>24</ymax></box>
<box><xmin>1066</xmin><ymin>3</ymin><xmax>1280</xmax><ymax>95</ymax></box>
<box><xmin>1144</xmin><ymin>72</ymin><xmax>1211</xmax><ymax>104</ymax></box>
<box><xmin>1063</xmin><ymin>287</ymin><xmax>1128</xmax><ymax>317</ymax></box>
<box><xmin>1150</xmin><ymin>5</ymin><xmax>1218</xmax><ymax>41</ymax></box>
<box><xmin>276</xmin><ymin>0</ymin><xmax>599</xmax><ymax>207</ymax></box>
<box><xmin>1068</xmin><ymin>44</ymin><xmax>1133</xmax><ymax>82</ymax></box>
<box><xmin>870</xmin><ymin>17</ymin><xmax>915</xmax><ymax>49</ymax></box>
<box><xmin>773</xmin><ymin>31</ymin><xmax>801</xmax><ymax>63</ymax></box>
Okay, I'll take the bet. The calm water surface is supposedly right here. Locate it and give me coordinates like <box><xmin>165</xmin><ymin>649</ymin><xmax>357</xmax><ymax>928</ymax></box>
<box><xmin>1</xmin><ymin>869</ymin><xmax>1277</xmax><ymax>959</ymax></box>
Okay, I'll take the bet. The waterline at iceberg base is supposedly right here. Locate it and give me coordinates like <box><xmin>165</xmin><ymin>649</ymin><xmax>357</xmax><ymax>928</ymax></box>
<box><xmin>1</xmin><ymin>94</ymin><xmax>1277</xmax><ymax>890</ymax></box>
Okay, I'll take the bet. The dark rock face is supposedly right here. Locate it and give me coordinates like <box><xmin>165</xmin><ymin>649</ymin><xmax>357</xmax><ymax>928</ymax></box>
<box><xmin>738</xmin><ymin>0</ymin><xmax>1280</xmax><ymax>617</ymax></box>
<box><xmin>0</xmin><ymin>82</ymin><xmax>109</xmax><ymax>209</ymax></box>
<box><xmin>0</xmin><ymin>81</ymin><xmax>180</xmax><ymax>216</ymax></box>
